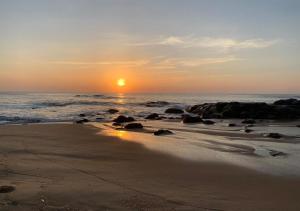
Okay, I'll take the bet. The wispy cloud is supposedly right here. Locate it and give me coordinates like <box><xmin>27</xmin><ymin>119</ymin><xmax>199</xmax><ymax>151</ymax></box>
<box><xmin>130</xmin><ymin>36</ymin><xmax>279</xmax><ymax>50</ymax></box>
<box><xmin>48</xmin><ymin>60</ymin><xmax>149</xmax><ymax>67</ymax></box>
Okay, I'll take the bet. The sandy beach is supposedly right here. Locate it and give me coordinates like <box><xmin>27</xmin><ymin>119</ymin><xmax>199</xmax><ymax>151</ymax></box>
<box><xmin>1</xmin><ymin>124</ymin><xmax>300</xmax><ymax>211</ymax></box>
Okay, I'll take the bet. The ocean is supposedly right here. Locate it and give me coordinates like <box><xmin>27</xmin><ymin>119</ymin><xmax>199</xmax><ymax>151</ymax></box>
<box><xmin>0</xmin><ymin>92</ymin><xmax>299</xmax><ymax>125</ymax></box>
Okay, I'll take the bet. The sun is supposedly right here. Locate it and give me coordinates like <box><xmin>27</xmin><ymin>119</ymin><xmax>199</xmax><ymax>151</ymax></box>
<box><xmin>117</xmin><ymin>78</ymin><xmax>126</xmax><ymax>87</ymax></box>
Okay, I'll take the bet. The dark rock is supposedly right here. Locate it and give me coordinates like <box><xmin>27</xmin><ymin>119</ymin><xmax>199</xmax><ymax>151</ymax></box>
<box><xmin>95</xmin><ymin>117</ymin><xmax>104</xmax><ymax>121</ymax></box>
<box><xmin>107</xmin><ymin>109</ymin><xmax>119</xmax><ymax>114</ymax></box>
<box><xmin>154</xmin><ymin>129</ymin><xmax>173</xmax><ymax>136</ymax></box>
<box><xmin>296</xmin><ymin>125</ymin><xmax>300</xmax><ymax>128</ymax></box>
<box><xmin>228</xmin><ymin>123</ymin><xmax>237</xmax><ymax>127</ymax></box>
<box><xmin>265</xmin><ymin>133</ymin><xmax>282</xmax><ymax>139</ymax></box>
<box><xmin>0</xmin><ymin>185</ymin><xmax>15</xmax><ymax>193</ymax></box>
<box><xmin>75</xmin><ymin>119</ymin><xmax>89</xmax><ymax>124</ymax></box>
<box><xmin>113</xmin><ymin>115</ymin><xmax>135</xmax><ymax>123</ymax></box>
<box><xmin>273</xmin><ymin>98</ymin><xmax>300</xmax><ymax>106</ymax></box>
<box><xmin>145</xmin><ymin>113</ymin><xmax>160</xmax><ymax>120</ymax></box>
<box><xmin>244</xmin><ymin>129</ymin><xmax>253</xmax><ymax>133</ymax></box>
<box><xmin>79</xmin><ymin>113</ymin><xmax>86</xmax><ymax>117</ymax></box>
<box><xmin>202</xmin><ymin>120</ymin><xmax>215</xmax><ymax>125</ymax></box>
<box><xmin>269</xmin><ymin>150</ymin><xmax>286</xmax><ymax>157</ymax></box>
<box><xmin>186</xmin><ymin>100</ymin><xmax>300</xmax><ymax>120</ymax></box>
<box><xmin>182</xmin><ymin>115</ymin><xmax>202</xmax><ymax>123</ymax></box>
<box><xmin>165</xmin><ymin>108</ymin><xmax>184</xmax><ymax>114</ymax></box>
<box><xmin>144</xmin><ymin>101</ymin><xmax>170</xmax><ymax>107</ymax></box>
<box><xmin>112</xmin><ymin>122</ymin><xmax>121</xmax><ymax>126</ymax></box>
<box><xmin>242</xmin><ymin>119</ymin><xmax>256</xmax><ymax>124</ymax></box>
<box><xmin>124</xmin><ymin>123</ymin><xmax>143</xmax><ymax>129</ymax></box>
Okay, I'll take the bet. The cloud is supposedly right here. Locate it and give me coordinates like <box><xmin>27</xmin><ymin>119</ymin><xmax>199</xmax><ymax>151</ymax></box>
<box><xmin>130</xmin><ymin>36</ymin><xmax>279</xmax><ymax>50</ymax></box>
<box><xmin>48</xmin><ymin>60</ymin><xmax>149</xmax><ymax>67</ymax></box>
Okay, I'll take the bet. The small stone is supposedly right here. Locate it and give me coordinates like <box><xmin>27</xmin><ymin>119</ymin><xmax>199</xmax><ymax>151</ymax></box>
<box><xmin>75</xmin><ymin>119</ymin><xmax>89</xmax><ymax>124</ymax></box>
<box><xmin>228</xmin><ymin>123</ymin><xmax>236</xmax><ymax>127</ymax></box>
<box><xmin>0</xmin><ymin>185</ymin><xmax>15</xmax><ymax>193</ymax></box>
<box><xmin>154</xmin><ymin>129</ymin><xmax>173</xmax><ymax>136</ymax></box>
<box><xmin>107</xmin><ymin>109</ymin><xmax>119</xmax><ymax>114</ymax></box>
<box><xmin>113</xmin><ymin>115</ymin><xmax>135</xmax><ymax>123</ymax></box>
<box><xmin>269</xmin><ymin>150</ymin><xmax>286</xmax><ymax>157</ymax></box>
<box><xmin>244</xmin><ymin>129</ymin><xmax>253</xmax><ymax>133</ymax></box>
<box><xmin>202</xmin><ymin>120</ymin><xmax>215</xmax><ymax>125</ymax></box>
<box><xmin>182</xmin><ymin>115</ymin><xmax>202</xmax><ymax>123</ymax></box>
<box><xmin>265</xmin><ymin>133</ymin><xmax>282</xmax><ymax>139</ymax></box>
<box><xmin>145</xmin><ymin>113</ymin><xmax>159</xmax><ymax>120</ymax></box>
<box><xmin>124</xmin><ymin>123</ymin><xmax>143</xmax><ymax>129</ymax></box>
<box><xmin>165</xmin><ymin>108</ymin><xmax>184</xmax><ymax>114</ymax></box>
<box><xmin>79</xmin><ymin>114</ymin><xmax>86</xmax><ymax>117</ymax></box>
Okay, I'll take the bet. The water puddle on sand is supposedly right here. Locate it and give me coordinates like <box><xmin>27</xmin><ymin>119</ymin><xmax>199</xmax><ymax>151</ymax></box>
<box><xmin>91</xmin><ymin>120</ymin><xmax>300</xmax><ymax>176</ymax></box>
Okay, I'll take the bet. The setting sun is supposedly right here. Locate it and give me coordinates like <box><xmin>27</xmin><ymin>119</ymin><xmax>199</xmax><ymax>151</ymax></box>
<box><xmin>117</xmin><ymin>78</ymin><xmax>126</xmax><ymax>87</ymax></box>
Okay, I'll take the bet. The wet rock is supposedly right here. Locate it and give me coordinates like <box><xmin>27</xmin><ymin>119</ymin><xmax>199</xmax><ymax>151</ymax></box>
<box><xmin>124</xmin><ymin>123</ymin><xmax>143</xmax><ymax>129</ymax></box>
<box><xmin>244</xmin><ymin>129</ymin><xmax>253</xmax><ymax>133</ymax></box>
<box><xmin>107</xmin><ymin>109</ymin><xmax>119</xmax><ymax>114</ymax></box>
<box><xmin>165</xmin><ymin>108</ymin><xmax>184</xmax><ymax>114</ymax></box>
<box><xmin>75</xmin><ymin>119</ymin><xmax>89</xmax><ymax>124</ymax></box>
<box><xmin>154</xmin><ymin>129</ymin><xmax>173</xmax><ymax>136</ymax></box>
<box><xmin>265</xmin><ymin>133</ymin><xmax>282</xmax><ymax>139</ymax></box>
<box><xmin>242</xmin><ymin>119</ymin><xmax>256</xmax><ymax>124</ymax></box>
<box><xmin>182</xmin><ymin>115</ymin><xmax>202</xmax><ymax>123</ymax></box>
<box><xmin>273</xmin><ymin>98</ymin><xmax>300</xmax><ymax>106</ymax></box>
<box><xmin>269</xmin><ymin>150</ymin><xmax>286</xmax><ymax>157</ymax></box>
<box><xmin>0</xmin><ymin>185</ymin><xmax>15</xmax><ymax>193</ymax></box>
<box><xmin>296</xmin><ymin>125</ymin><xmax>300</xmax><ymax>128</ymax></box>
<box><xmin>144</xmin><ymin>101</ymin><xmax>170</xmax><ymax>107</ymax></box>
<box><xmin>228</xmin><ymin>123</ymin><xmax>237</xmax><ymax>127</ymax></box>
<box><xmin>79</xmin><ymin>113</ymin><xmax>86</xmax><ymax>117</ymax></box>
<box><xmin>202</xmin><ymin>120</ymin><xmax>215</xmax><ymax>125</ymax></box>
<box><xmin>112</xmin><ymin>122</ymin><xmax>121</xmax><ymax>126</ymax></box>
<box><xmin>145</xmin><ymin>113</ymin><xmax>160</xmax><ymax>120</ymax></box>
<box><xmin>113</xmin><ymin>115</ymin><xmax>135</xmax><ymax>123</ymax></box>
<box><xmin>187</xmin><ymin>100</ymin><xmax>300</xmax><ymax>120</ymax></box>
<box><xmin>95</xmin><ymin>117</ymin><xmax>104</xmax><ymax>121</ymax></box>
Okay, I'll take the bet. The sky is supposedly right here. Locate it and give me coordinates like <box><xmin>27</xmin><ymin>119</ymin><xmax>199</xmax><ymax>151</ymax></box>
<box><xmin>0</xmin><ymin>0</ymin><xmax>299</xmax><ymax>93</ymax></box>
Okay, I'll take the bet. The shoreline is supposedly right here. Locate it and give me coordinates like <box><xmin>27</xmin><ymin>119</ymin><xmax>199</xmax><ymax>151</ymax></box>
<box><xmin>1</xmin><ymin>123</ymin><xmax>300</xmax><ymax>210</ymax></box>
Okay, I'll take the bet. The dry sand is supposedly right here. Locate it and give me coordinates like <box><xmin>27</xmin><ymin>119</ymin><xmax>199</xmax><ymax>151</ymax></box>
<box><xmin>0</xmin><ymin>124</ymin><xmax>300</xmax><ymax>211</ymax></box>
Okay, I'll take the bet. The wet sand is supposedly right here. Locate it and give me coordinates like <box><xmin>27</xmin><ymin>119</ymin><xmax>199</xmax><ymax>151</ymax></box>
<box><xmin>1</xmin><ymin>124</ymin><xmax>300</xmax><ymax>211</ymax></box>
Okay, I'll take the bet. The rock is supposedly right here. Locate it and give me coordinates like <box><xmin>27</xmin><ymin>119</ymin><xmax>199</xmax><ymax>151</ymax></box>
<box><xmin>186</xmin><ymin>100</ymin><xmax>300</xmax><ymax>120</ymax></box>
<box><xmin>107</xmin><ymin>109</ymin><xmax>119</xmax><ymax>114</ymax></box>
<box><xmin>182</xmin><ymin>115</ymin><xmax>202</xmax><ymax>123</ymax></box>
<box><xmin>75</xmin><ymin>119</ymin><xmax>89</xmax><ymax>124</ymax></box>
<box><xmin>112</xmin><ymin>122</ymin><xmax>121</xmax><ymax>126</ymax></box>
<box><xmin>144</xmin><ymin>101</ymin><xmax>170</xmax><ymax>107</ymax></box>
<box><xmin>95</xmin><ymin>117</ymin><xmax>104</xmax><ymax>121</ymax></box>
<box><xmin>265</xmin><ymin>133</ymin><xmax>282</xmax><ymax>139</ymax></box>
<box><xmin>154</xmin><ymin>129</ymin><xmax>173</xmax><ymax>136</ymax></box>
<box><xmin>269</xmin><ymin>150</ymin><xmax>286</xmax><ymax>157</ymax></box>
<box><xmin>244</xmin><ymin>129</ymin><xmax>253</xmax><ymax>133</ymax></box>
<box><xmin>296</xmin><ymin>125</ymin><xmax>300</xmax><ymax>128</ymax></box>
<box><xmin>242</xmin><ymin>119</ymin><xmax>256</xmax><ymax>124</ymax></box>
<box><xmin>124</xmin><ymin>123</ymin><xmax>143</xmax><ymax>129</ymax></box>
<box><xmin>165</xmin><ymin>108</ymin><xmax>184</xmax><ymax>114</ymax></box>
<box><xmin>145</xmin><ymin>113</ymin><xmax>160</xmax><ymax>120</ymax></box>
<box><xmin>273</xmin><ymin>98</ymin><xmax>300</xmax><ymax>105</ymax></box>
<box><xmin>79</xmin><ymin>113</ymin><xmax>86</xmax><ymax>117</ymax></box>
<box><xmin>228</xmin><ymin>123</ymin><xmax>237</xmax><ymax>127</ymax></box>
<box><xmin>246</xmin><ymin>124</ymin><xmax>254</xmax><ymax>127</ymax></box>
<box><xmin>113</xmin><ymin>115</ymin><xmax>135</xmax><ymax>123</ymax></box>
<box><xmin>203</xmin><ymin>120</ymin><xmax>215</xmax><ymax>125</ymax></box>
<box><xmin>0</xmin><ymin>185</ymin><xmax>15</xmax><ymax>193</ymax></box>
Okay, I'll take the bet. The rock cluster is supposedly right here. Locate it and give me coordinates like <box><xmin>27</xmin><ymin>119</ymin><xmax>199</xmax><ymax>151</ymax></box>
<box><xmin>186</xmin><ymin>99</ymin><xmax>300</xmax><ymax>119</ymax></box>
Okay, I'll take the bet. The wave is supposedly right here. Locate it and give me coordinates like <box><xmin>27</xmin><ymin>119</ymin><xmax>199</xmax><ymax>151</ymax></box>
<box><xmin>33</xmin><ymin>100</ymin><xmax>123</xmax><ymax>108</ymax></box>
<box><xmin>74</xmin><ymin>94</ymin><xmax>119</xmax><ymax>99</ymax></box>
<box><xmin>0</xmin><ymin>116</ymin><xmax>44</xmax><ymax>124</ymax></box>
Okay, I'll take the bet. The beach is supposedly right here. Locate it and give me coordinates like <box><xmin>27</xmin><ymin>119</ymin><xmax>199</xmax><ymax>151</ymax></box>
<box><xmin>1</xmin><ymin>123</ymin><xmax>300</xmax><ymax>211</ymax></box>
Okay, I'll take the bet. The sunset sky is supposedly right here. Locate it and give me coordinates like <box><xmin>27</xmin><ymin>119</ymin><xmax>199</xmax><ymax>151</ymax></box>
<box><xmin>0</xmin><ymin>0</ymin><xmax>299</xmax><ymax>93</ymax></box>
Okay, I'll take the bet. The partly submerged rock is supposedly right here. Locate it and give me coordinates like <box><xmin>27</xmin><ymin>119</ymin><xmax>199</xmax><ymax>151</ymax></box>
<box><xmin>186</xmin><ymin>100</ymin><xmax>300</xmax><ymax>119</ymax></box>
<box><xmin>75</xmin><ymin>119</ymin><xmax>89</xmax><ymax>124</ymax></box>
<box><xmin>244</xmin><ymin>129</ymin><xmax>253</xmax><ymax>133</ymax></box>
<box><xmin>107</xmin><ymin>109</ymin><xmax>119</xmax><ymax>114</ymax></box>
<box><xmin>264</xmin><ymin>133</ymin><xmax>282</xmax><ymax>139</ymax></box>
<box><xmin>228</xmin><ymin>123</ymin><xmax>237</xmax><ymax>127</ymax></box>
<box><xmin>165</xmin><ymin>107</ymin><xmax>184</xmax><ymax>114</ymax></box>
<box><xmin>182</xmin><ymin>115</ymin><xmax>202</xmax><ymax>123</ymax></box>
<box><xmin>113</xmin><ymin>115</ymin><xmax>135</xmax><ymax>123</ymax></box>
<box><xmin>144</xmin><ymin>101</ymin><xmax>170</xmax><ymax>107</ymax></box>
<box><xmin>0</xmin><ymin>185</ymin><xmax>15</xmax><ymax>193</ymax></box>
<box><xmin>124</xmin><ymin>123</ymin><xmax>143</xmax><ymax>129</ymax></box>
<box><xmin>145</xmin><ymin>113</ymin><xmax>160</xmax><ymax>120</ymax></box>
<box><xmin>202</xmin><ymin>120</ymin><xmax>215</xmax><ymax>125</ymax></box>
<box><xmin>79</xmin><ymin>113</ymin><xmax>86</xmax><ymax>117</ymax></box>
<box><xmin>154</xmin><ymin>129</ymin><xmax>173</xmax><ymax>136</ymax></box>
<box><xmin>242</xmin><ymin>119</ymin><xmax>256</xmax><ymax>124</ymax></box>
<box><xmin>269</xmin><ymin>150</ymin><xmax>286</xmax><ymax>157</ymax></box>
